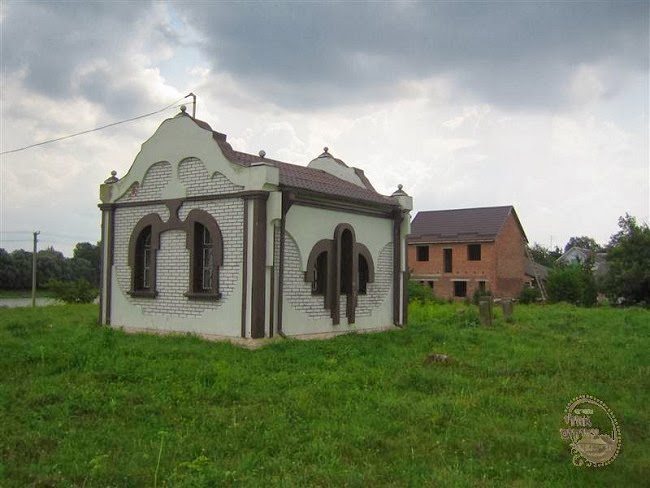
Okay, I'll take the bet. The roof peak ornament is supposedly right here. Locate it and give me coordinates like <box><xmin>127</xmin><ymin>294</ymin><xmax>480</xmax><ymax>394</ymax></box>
<box><xmin>392</xmin><ymin>184</ymin><xmax>408</xmax><ymax>196</ymax></box>
<box><xmin>104</xmin><ymin>170</ymin><xmax>118</xmax><ymax>184</ymax></box>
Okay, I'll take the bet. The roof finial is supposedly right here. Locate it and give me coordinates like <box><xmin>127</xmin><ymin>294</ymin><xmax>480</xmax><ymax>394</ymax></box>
<box><xmin>259</xmin><ymin>150</ymin><xmax>266</xmax><ymax>158</ymax></box>
<box><xmin>323</xmin><ymin>146</ymin><xmax>329</xmax><ymax>153</ymax></box>
<box><xmin>180</xmin><ymin>105</ymin><xmax>187</xmax><ymax>113</ymax></box>
<box><xmin>104</xmin><ymin>170</ymin><xmax>118</xmax><ymax>184</ymax></box>
<box><xmin>391</xmin><ymin>183</ymin><xmax>408</xmax><ymax>196</ymax></box>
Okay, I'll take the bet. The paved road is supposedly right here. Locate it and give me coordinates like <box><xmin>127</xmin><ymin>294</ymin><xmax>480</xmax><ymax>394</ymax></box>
<box><xmin>0</xmin><ymin>298</ymin><xmax>58</xmax><ymax>308</ymax></box>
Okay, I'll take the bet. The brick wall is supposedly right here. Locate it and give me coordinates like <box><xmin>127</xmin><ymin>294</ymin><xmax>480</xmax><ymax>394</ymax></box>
<box><xmin>408</xmin><ymin>213</ymin><xmax>526</xmax><ymax>299</ymax></box>
<box><xmin>112</xmin><ymin>157</ymin><xmax>244</xmax><ymax>320</ymax></box>
<box><xmin>178</xmin><ymin>157</ymin><xmax>244</xmax><ymax>196</ymax></box>
<box><xmin>116</xmin><ymin>161</ymin><xmax>171</xmax><ymax>203</ymax></box>
<box><xmin>357</xmin><ymin>242</ymin><xmax>393</xmax><ymax>317</ymax></box>
<box><xmin>282</xmin><ymin>230</ymin><xmax>393</xmax><ymax>322</ymax></box>
<box><xmin>408</xmin><ymin>241</ymin><xmax>496</xmax><ymax>299</ymax></box>
<box><xmin>494</xmin><ymin>214</ymin><xmax>526</xmax><ymax>297</ymax></box>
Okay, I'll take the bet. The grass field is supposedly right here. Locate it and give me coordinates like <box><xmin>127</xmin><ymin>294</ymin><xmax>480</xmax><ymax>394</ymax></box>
<box><xmin>1</xmin><ymin>302</ymin><xmax>648</xmax><ymax>486</ymax></box>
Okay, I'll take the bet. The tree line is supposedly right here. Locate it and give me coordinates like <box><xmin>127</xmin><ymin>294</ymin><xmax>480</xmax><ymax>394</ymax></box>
<box><xmin>0</xmin><ymin>242</ymin><xmax>100</xmax><ymax>290</ymax></box>
<box><xmin>529</xmin><ymin>214</ymin><xmax>650</xmax><ymax>306</ymax></box>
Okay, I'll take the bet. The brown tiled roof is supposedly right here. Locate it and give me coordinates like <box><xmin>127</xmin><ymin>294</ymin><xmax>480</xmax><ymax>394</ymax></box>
<box><xmin>192</xmin><ymin>115</ymin><xmax>394</xmax><ymax>207</ymax></box>
<box><xmin>409</xmin><ymin>206</ymin><xmax>527</xmax><ymax>243</ymax></box>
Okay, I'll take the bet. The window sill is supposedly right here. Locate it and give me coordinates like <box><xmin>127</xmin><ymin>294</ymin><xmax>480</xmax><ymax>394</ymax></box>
<box><xmin>128</xmin><ymin>290</ymin><xmax>157</xmax><ymax>298</ymax></box>
<box><xmin>184</xmin><ymin>291</ymin><xmax>222</xmax><ymax>301</ymax></box>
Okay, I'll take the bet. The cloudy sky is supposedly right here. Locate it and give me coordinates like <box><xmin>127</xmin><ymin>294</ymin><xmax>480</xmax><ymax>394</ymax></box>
<box><xmin>1</xmin><ymin>1</ymin><xmax>648</xmax><ymax>256</ymax></box>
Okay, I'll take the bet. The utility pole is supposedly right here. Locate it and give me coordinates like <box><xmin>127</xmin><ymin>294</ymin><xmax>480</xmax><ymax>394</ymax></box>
<box><xmin>31</xmin><ymin>231</ymin><xmax>40</xmax><ymax>307</ymax></box>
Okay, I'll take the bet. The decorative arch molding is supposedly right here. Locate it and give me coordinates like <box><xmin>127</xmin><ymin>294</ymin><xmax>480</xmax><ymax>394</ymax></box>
<box><xmin>127</xmin><ymin>202</ymin><xmax>224</xmax><ymax>300</ymax></box>
<box><xmin>303</xmin><ymin>224</ymin><xmax>376</xmax><ymax>325</ymax></box>
<box><xmin>184</xmin><ymin>209</ymin><xmax>224</xmax><ymax>299</ymax></box>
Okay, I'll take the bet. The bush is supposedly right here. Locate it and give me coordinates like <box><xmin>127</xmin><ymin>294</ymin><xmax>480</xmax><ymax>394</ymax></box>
<box><xmin>48</xmin><ymin>279</ymin><xmax>98</xmax><ymax>304</ymax></box>
<box><xmin>408</xmin><ymin>280</ymin><xmax>441</xmax><ymax>304</ymax></box>
<box><xmin>518</xmin><ymin>286</ymin><xmax>541</xmax><ymax>304</ymax></box>
<box><xmin>546</xmin><ymin>265</ymin><xmax>597</xmax><ymax>307</ymax></box>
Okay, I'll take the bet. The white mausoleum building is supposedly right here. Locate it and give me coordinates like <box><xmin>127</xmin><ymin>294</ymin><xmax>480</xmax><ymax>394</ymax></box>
<box><xmin>98</xmin><ymin>109</ymin><xmax>412</xmax><ymax>339</ymax></box>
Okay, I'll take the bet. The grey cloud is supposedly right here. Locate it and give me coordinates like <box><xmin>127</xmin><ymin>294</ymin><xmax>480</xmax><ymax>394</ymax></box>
<box><xmin>2</xmin><ymin>0</ymin><xmax>175</xmax><ymax>116</ymax></box>
<box><xmin>178</xmin><ymin>1</ymin><xmax>648</xmax><ymax>109</ymax></box>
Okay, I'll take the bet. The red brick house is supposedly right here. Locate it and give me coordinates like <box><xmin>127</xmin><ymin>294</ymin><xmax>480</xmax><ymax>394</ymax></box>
<box><xmin>408</xmin><ymin>206</ymin><xmax>528</xmax><ymax>299</ymax></box>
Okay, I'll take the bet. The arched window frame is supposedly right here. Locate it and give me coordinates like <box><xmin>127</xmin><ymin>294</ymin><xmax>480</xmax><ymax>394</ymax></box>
<box><xmin>304</xmin><ymin>224</ymin><xmax>376</xmax><ymax>325</ymax></box>
<box><xmin>128</xmin><ymin>214</ymin><xmax>163</xmax><ymax>298</ymax></box>
<box><xmin>184</xmin><ymin>209</ymin><xmax>223</xmax><ymax>300</ymax></box>
<box><xmin>305</xmin><ymin>239</ymin><xmax>333</xmax><ymax>309</ymax></box>
<box><xmin>357</xmin><ymin>243</ymin><xmax>375</xmax><ymax>295</ymax></box>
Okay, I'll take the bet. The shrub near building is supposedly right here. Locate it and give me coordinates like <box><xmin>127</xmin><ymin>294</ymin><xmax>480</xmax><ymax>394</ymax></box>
<box><xmin>546</xmin><ymin>264</ymin><xmax>597</xmax><ymax>306</ymax></box>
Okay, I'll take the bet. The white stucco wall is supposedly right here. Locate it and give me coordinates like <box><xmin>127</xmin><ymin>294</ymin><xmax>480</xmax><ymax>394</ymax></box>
<box><xmin>280</xmin><ymin>205</ymin><xmax>395</xmax><ymax>336</ymax></box>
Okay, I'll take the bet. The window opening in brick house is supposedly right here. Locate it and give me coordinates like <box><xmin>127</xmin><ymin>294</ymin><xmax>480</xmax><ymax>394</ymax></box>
<box><xmin>444</xmin><ymin>248</ymin><xmax>453</xmax><ymax>273</ymax></box>
<box><xmin>453</xmin><ymin>281</ymin><xmax>467</xmax><ymax>298</ymax></box>
<box><xmin>427</xmin><ymin>280</ymin><xmax>434</xmax><ymax>290</ymax></box>
<box><xmin>134</xmin><ymin>226</ymin><xmax>152</xmax><ymax>290</ymax></box>
<box><xmin>312</xmin><ymin>252</ymin><xmax>328</xmax><ymax>295</ymax></box>
<box><xmin>468</xmin><ymin>244</ymin><xmax>482</xmax><ymax>261</ymax></box>
<box><xmin>416</xmin><ymin>245</ymin><xmax>429</xmax><ymax>262</ymax></box>
<box><xmin>478</xmin><ymin>280</ymin><xmax>486</xmax><ymax>293</ymax></box>
<box><xmin>358</xmin><ymin>254</ymin><xmax>369</xmax><ymax>295</ymax></box>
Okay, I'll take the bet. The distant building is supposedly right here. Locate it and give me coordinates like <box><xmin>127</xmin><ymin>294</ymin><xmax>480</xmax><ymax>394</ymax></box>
<box><xmin>556</xmin><ymin>247</ymin><xmax>609</xmax><ymax>279</ymax></box>
<box><xmin>98</xmin><ymin>109</ymin><xmax>412</xmax><ymax>339</ymax></box>
<box><xmin>408</xmin><ymin>206</ymin><xmax>528</xmax><ymax>299</ymax></box>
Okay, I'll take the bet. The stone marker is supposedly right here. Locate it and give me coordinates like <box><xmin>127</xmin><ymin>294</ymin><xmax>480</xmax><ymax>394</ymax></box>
<box><xmin>502</xmin><ymin>298</ymin><xmax>514</xmax><ymax>320</ymax></box>
<box><xmin>479</xmin><ymin>296</ymin><xmax>493</xmax><ymax>326</ymax></box>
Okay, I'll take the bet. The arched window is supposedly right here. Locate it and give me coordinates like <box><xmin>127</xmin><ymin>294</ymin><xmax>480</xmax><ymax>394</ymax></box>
<box><xmin>358</xmin><ymin>254</ymin><xmax>369</xmax><ymax>295</ymax></box>
<box><xmin>312</xmin><ymin>252</ymin><xmax>328</xmax><ymax>295</ymax></box>
<box><xmin>185</xmin><ymin>209</ymin><xmax>223</xmax><ymax>300</ymax></box>
<box><xmin>340</xmin><ymin>228</ymin><xmax>354</xmax><ymax>295</ymax></box>
<box><xmin>134</xmin><ymin>226</ymin><xmax>152</xmax><ymax>291</ymax></box>
<box><xmin>194</xmin><ymin>222</ymin><xmax>214</xmax><ymax>292</ymax></box>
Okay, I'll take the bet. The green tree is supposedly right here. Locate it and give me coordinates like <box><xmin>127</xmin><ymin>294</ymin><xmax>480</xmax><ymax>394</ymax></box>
<box><xmin>546</xmin><ymin>264</ymin><xmax>597</xmax><ymax>306</ymax></box>
<box><xmin>604</xmin><ymin>214</ymin><xmax>650</xmax><ymax>305</ymax></box>
<box><xmin>72</xmin><ymin>242</ymin><xmax>101</xmax><ymax>286</ymax></box>
<box><xmin>564</xmin><ymin>236</ymin><xmax>602</xmax><ymax>253</ymax></box>
<box><xmin>528</xmin><ymin>243</ymin><xmax>562</xmax><ymax>268</ymax></box>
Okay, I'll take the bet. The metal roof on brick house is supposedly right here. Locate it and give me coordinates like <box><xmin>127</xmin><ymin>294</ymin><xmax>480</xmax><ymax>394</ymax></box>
<box><xmin>408</xmin><ymin>205</ymin><xmax>528</xmax><ymax>244</ymax></box>
<box><xmin>193</xmin><ymin>115</ymin><xmax>395</xmax><ymax>207</ymax></box>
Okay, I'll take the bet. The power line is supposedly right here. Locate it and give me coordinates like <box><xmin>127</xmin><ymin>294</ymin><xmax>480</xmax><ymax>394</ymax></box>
<box><xmin>0</xmin><ymin>96</ymin><xmax>191</xmax><ymax>156</ymax></box>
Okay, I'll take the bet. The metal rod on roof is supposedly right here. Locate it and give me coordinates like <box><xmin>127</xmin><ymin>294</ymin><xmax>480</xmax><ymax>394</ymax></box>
<box><xmin>185</xmin><ymin>92</ymin><xmax>196</xmax><ymax>118</ymax></box>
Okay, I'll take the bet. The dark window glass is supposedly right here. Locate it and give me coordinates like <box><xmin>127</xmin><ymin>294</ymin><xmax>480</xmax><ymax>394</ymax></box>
<box><xmin>194</xmin><ymin>223</ymin><xmax>213</xmax><ymax>292</ymax></box>
<box><xmin>134</xmin><ymin>226</ymin><xmax>152</xmax><ymax>290</ymax></box>
<box><xmin>468</xmin><ymin>244</ymin><xmax>482</xmax><ymax>261</ymax></box>
<box><xmin>340</xmin><ymin>230</ymin><xmax>353</xmax><ymax>294</ymax></box>
<box><xmin>478</xmin><ymin>280</ymin><xmax>486</xmax><ymax>293</ymax></box>
<box><xmin>312</xmin><ymin>252</ymin><xmax>328</xmax><ymax>295</ymax></box>
<box><xmin>416</xmin><ymin>245</ymin><xmax>429</xmax><ymax>262</ymax></box>
<box><xmin>454</xmin><ymin>281</ymin><xmax>467</xmax><ymax>297</ymax></box>
<box><xmin>444</xmin><ymin>248</ymin><xmax>453</xmax><ymax>273</ymax></box>
<box><xmin>358</xmin><ymin>255</ymin><xmax>369</xmax><ymax>295</ymax></box>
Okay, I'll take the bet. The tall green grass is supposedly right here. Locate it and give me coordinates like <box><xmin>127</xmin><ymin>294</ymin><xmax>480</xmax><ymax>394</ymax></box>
<box><xmin>1</xmin><ymin>303</ymin><xmax>648</xmax><ymax>486</ymax></box>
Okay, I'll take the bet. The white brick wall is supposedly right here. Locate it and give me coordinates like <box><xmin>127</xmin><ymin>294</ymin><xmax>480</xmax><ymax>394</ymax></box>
<box><xmin>113</xmin><ymin>204</ymin><xmax>169</xmax><ymax>298</ymax></box>
<box><xmin>283</xmin><ymin>231</ymin><xmax>331</xmax><ymax>320</ymax></box>
<box><xmin>112</xmin><ymin>163</ymin><xmax>245</xmax><ymax>319</ymax></box>
<box><xmin>179</xmin><ymin>199</ymin><xmax>244</xmax><ymax>302</ymax></box>
<box><xmin>357</xmin><ymin>242</ymin><xmax>393</xmax><ymax>317</ymax></box>
<box><xmin>281</xmin><ymin>231</ymin><xmax>393</xmax><ymax>321</ymax></box>
<box><xmin>116</xmin><ymin>161</ymin><xmax>172</xmax><ymax>203</ymax></box>
<box><xmin>179</xmin><ymin>157</ymin><xmax>243</xmax><ymax>196</ymax></box>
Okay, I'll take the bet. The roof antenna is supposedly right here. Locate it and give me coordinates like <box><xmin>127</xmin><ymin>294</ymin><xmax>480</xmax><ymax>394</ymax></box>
<box><xmin>185</xmin><ymin>92</ymin><xmax>196</xmax><ymax>118</ymax></box>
